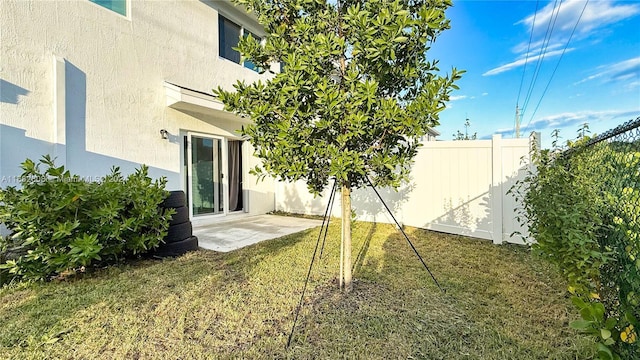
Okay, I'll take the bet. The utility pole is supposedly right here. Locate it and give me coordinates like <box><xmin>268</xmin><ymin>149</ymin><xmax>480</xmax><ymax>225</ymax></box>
<box><xmin>515</xmin><ymin>105</ymin><xmax>521</xmax><ymax>138</ymax></box>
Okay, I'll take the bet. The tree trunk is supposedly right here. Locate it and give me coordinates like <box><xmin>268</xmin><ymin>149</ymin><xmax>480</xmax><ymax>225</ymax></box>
<box><xmin>341</xmin><ymin>182</ymin><xmax>352</xmax><ymax>292</ymax></box>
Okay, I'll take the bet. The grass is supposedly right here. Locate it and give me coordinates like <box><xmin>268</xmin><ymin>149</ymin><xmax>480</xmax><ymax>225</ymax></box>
<box><xmin>0</xmin><ymin>222</ymin><xmax>595</xmax><ymax>359</ymax></box>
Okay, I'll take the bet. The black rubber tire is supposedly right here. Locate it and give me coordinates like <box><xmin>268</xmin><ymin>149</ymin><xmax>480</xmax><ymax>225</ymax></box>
<box><xmin>164</xmin><ymin>221</ymin><xmax>192</xmax><ymax>244</ymax></box>
<box><xmin>168</xmin><ymin>206</ymin><xmax>189</xmax><ymax>226</ymax></box>
<box><xmin>154</xmin><ymin>236</ymin><xmax>199</xmax><ymax>257</ymax></box>
<box><xmin>161</xmin><ymin>191</ymin><xmax>186</xmax><ymax>209</ymax></box>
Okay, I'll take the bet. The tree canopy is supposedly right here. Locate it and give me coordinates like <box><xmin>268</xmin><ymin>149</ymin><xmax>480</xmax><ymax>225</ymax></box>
<box><xmin>216</xmin><ymin>0</ymin><xmax>463</xmax><ymax>194</ymax></box>
<box><xmin>216</xmin><ymin>0</ymin><xmax>462</xmax><ymax>292</ymax></box>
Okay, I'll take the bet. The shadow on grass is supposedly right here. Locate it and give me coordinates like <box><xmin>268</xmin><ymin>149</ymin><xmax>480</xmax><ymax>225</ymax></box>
<box><xmin>286</xmin><ymin>224</ymin><xmax>595</xmax><ymax>359</ymax></box>
<box><xmin>286</xmin><ymin>224</ymin><xmax>460</xmax><ymax>358</ymax></box>
<box><xmin>0</xmin><ymin>226</ymin><xmax>314</xmax><ymax>350</ymax></box>
<box><xmin>0</xmin><ymin>223</ymin><xmax>595</xmax><ymax>359</ymax></box>
<box><xmin>352</xmin><ymin>222</ymin><xmax>376</xmax><ymax>274</ymax></box>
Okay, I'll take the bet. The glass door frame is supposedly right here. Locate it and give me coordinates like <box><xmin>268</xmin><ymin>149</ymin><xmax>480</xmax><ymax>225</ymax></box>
<box><xmin>186</xmin><ymin>131</ymin><xmax>229</xmax><ymax>220</ymax></box>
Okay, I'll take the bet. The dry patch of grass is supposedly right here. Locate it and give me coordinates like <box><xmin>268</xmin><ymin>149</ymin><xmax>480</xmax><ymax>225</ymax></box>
<box><xmin>0</xmin><ymin>222</ymin><xmax>594</xmax><ymax>359</ymax></box>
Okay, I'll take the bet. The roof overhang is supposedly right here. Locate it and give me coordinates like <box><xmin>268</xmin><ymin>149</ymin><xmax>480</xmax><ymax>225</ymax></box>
<box><xmin>165</xmin><ymin>81</ymin><xmax>225</xmax><ymax>113</ymax></box>
<box><xmin>164</xmin><ymin>81</ymin><xmax>250</xmax><ymax>124</ymax></box>
<box><xmin>165</xmin><ymin>81</ymin><xmax>444</xmax><ymax>138</ymax></box>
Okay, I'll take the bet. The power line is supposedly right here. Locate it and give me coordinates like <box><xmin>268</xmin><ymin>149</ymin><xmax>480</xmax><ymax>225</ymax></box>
<box><xmin>521</xmin><ymin>0</ymin><xmax>562</xmax><ymax>114</ymax></box>
<box><xmin>515</xmin><ymin>0</ymin><xmax>540</xmax><ymax>138</ymax></box>
<box><xmin>516</xmin><ymin>0</ymin><xmax>540</xmax><ymax>107</ymax></box>
<box><xmin>521</xmin><ymin>0</ymin><xmax>563</xmax><ymax>116</ymax></box>
<box><xmin>525</xmin><ymin>0</ymin><xmax>590</xmax><ymax>130</ymax></box>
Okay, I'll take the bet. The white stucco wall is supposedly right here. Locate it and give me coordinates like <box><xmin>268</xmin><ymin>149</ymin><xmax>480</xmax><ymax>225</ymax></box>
<box><xmin>1</xmin><ymin>0</ymin><xmax>275</xmax><ymax>214</ymax></box>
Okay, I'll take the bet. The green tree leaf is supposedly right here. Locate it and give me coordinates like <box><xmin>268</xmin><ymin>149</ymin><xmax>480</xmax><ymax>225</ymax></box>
<box><xmin>215</xmin><ymin>0</ymin><xmax>462</xmax><ymax>292</ymax></box>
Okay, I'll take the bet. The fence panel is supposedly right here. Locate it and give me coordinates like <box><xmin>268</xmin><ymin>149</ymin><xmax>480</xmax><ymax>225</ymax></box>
<box><xmin>275</xmin><ymin>134</ymin><xmax>534</xmax><ymax>244</ymax></box>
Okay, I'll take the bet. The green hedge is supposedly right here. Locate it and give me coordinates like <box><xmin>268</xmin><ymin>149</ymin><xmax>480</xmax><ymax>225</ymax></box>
<box><xmin>0</xmin><ymin>155</ymin><xmax>174</xmax><ymax>284</ymax></box>
<box><xmin>511</xmin><ymin>131</ymin><xmax>639</xmax><ymax>359</ymax></box>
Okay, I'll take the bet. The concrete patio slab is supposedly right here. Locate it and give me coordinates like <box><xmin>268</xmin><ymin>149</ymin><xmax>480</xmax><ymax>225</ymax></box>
<box><xmin>192</xmin><ymin>214</ymin><xmax>323</xmax><ymax>252</ymax></box>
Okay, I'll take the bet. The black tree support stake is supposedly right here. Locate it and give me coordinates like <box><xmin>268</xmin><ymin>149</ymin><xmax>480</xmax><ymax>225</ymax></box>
<box><xmin>286</xmin><ymin>179</ymin><xmax>338</xmax><ymax>349</ymax></box>
<box><xmin>319</xmin><ymin>181</ymin><xmax>338</xmax><ymax>259</ymax></box>
<box><xmin>365</xmin><ymin>176</ymin><xmax>445</xmax><ymax>293</ymax></box>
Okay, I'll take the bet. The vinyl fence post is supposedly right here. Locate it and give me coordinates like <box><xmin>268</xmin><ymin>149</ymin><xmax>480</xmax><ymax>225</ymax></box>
<box><xmin>491</xmin><ymin>134</ymin><xmax>503</xmax><ymax>244</ymax></box>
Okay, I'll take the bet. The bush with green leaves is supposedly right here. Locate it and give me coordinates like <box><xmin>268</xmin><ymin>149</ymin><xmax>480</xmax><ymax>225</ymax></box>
<box><xmin>0</xmin><ymin>155</ymin><xmax>174</xmax><ymax>284</ymax></box>
<box><xmin>511</xmin><ymin>127</ymin><xmax>639</xmax><ymax>359</ymax></box>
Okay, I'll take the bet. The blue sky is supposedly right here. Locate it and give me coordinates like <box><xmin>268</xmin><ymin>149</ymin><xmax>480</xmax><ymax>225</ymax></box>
<box><xmin>430</xmin><ymin>0</ymin><xmax>640</xmax><ymax>148</ymax></box>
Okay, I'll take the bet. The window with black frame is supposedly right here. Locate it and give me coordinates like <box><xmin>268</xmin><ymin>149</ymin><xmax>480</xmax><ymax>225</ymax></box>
<box><xmin>219</xmin><ymin>15</ymin><xmax>263</xmax><ymax>72</ymax></box>
<box><xmin>219</xmin><ymin>15</ymin><xmax>241</xmax><ymax>63</ymax></box>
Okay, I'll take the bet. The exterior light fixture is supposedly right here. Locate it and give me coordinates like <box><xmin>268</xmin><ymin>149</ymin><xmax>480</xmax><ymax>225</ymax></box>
<box><xmin>160</xmin><ymin>129</ymin><xmax>169</xmax><ymax>139</ymax></box>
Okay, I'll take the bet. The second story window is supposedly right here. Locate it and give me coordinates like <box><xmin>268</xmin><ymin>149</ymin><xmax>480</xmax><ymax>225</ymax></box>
<box><xmin>243</xmin><ymin>30</ymin><xmax>261</xmax><ymax>71</ymax></box>
<box><xmin>218</xmin><ymin>15</ymin><xmax>261</xmax><ymax>72</ymax></box>
<box><xmin>90</xmin><ymin>0</ymin><xmax>127</xmax><ymax>16</ymax></box>
<box><xmin>219</xmin><ymin>15</ymin><xmax>241</xmax><ymax>63</ymax></box>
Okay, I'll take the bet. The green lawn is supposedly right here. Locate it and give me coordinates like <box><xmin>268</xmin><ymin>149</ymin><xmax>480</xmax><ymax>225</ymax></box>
<box><xmin>0</xmin><ymin>222</ymin><xmax>594</xmax><ymax>359</ymax></box>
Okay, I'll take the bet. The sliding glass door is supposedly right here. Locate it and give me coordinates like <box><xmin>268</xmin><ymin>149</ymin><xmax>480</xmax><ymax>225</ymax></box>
<box><xmin>186</xmin><ymin>133</ymin><xmax>244</xmax><ymax>218</ymax></box>
<box><xmin>189</xmin><ymin>134</ymin><xmax>224</xmax><ymax>216</ymax></box>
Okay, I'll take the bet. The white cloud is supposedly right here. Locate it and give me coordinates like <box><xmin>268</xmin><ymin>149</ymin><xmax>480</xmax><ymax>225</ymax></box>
<box><xmin>482</xmin><ymin>92</ymin><xmax>488</xmax><ymax>96</ymax></box>
<box><xmin>575</xmin><ymin>56</ymin><xmax>640</xmax><ymax>85</ymax></box>
<box><xmin>625</xmin><ymin>80</ymin><xmax>640</xmax><ymax>92</ymax></box>
<box><xmin>488</xmin><ymin>0</ymin><xmax>640</xmax><ymax>76</ymax></box>
<box><xmin>520</xmin><ymin>0</ymin><xmax>640</xmax><ymax>39</ymax></box>
<box><xmin>493</xmin><ymin>109</ymin><xmax>640</xmax><ymax>137</ymax></box>
<box><xmin>512</xmin><ymin>40</ymin><xmax>565</xmax><ymax>56</ymax></box>
<box><xmin>483</xmin><ymin>48</ymin><xmax>572</xmax><ymax>76</ymax></box>
<box><xmin>608</xmin><ymin>57</ymin><xmax>640</xmax><ymax>83</ymax></box>
<box><xmin>449</xmin><ymin>95</ymin><xmax>467</xmax><ymax>101</ymax></box>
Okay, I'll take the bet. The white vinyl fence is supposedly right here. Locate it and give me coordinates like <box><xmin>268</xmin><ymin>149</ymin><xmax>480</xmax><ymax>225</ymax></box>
<box><xmin>275</xmin><ymin>134</ymin><xmax>538</xmax><ymax>244</ymax></box>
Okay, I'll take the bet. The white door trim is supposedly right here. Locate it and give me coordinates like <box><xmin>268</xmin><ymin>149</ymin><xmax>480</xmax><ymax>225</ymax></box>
<box><xmin>186</xmin><ymin>131</ymin><xmax>229</xmax><ymax>220</ymax></box>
